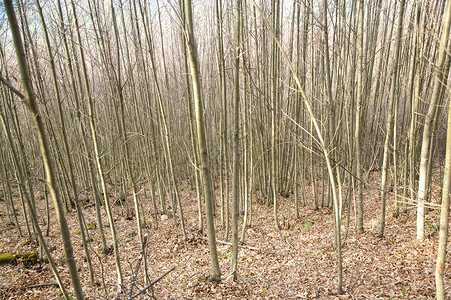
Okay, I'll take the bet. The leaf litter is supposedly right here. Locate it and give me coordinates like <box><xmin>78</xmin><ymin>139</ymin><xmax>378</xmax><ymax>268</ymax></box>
<box><xmin>0</xmin><ymin>178</ymin><xmax>449</xmax><ymax>299</ymax></box>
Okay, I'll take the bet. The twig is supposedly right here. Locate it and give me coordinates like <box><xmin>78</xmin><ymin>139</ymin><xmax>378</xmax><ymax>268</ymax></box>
<box><xmin>347</xmin><ymin>269</ymin><xmax>363</xmax><ymax>294</ymax></box>
<box><xmin>0</xmin><ymin>75</ymin><xmax>25</xmax><ymax>99</ymax></box>
<box><xmin>128</xmin><ymin>235</ymin><xmax>148</xmax><ymax>298</ymax></box>
<box><xmin>27</xmin><ymin>282</ymin><xmax>59</xmax><ymax>289</ymax></box>
<box><xmin>88</xmin><ymin>243</ymin><xmax>108</xmax><ymax>296</ymax></box>
<box><xmin>285</xmin><ymin>237</ymin><xmax>296</xmax><ymax>251</ymax></box>
<box><xmin>128</xmin><ymin>266</ymin><xmax>176</xmax><ymax>300</ymax></box>
<box><xmin>199</xmin><ymin>236</ymin><xmax>290</xmax><ymax>257</ymax></box>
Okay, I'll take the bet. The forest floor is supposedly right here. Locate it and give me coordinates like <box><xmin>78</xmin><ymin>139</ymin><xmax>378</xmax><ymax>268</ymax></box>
<box><xmin>0</xmin><ymin>171</ymin><xmax>450</xmax><ymax>299</ymax></box>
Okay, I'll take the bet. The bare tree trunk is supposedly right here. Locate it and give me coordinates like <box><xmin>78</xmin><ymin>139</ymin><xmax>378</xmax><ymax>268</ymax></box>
<box><xmin>230</xmin><ymin>0</ymin><xmax>242</xmax><ymax>281</ymax></box>
<box><xmin>379</xmin><ymin>0</ymin><xmax>405</xmax><ymax>237</ymax></box>
<box><xmin>355</xmin><ymin>0</ymin><xmax>364</xmax><ymax>234</ymax></box>
<box><xmin>215</xmin><ymin>0</ymin><xmax>229</xmax><ymax>240</ymax></box>
<box><xmin>70</xmin><ymin>0</ymin><xmax>123</xmax><ymax>288</ymax></box>
<box><xmin>180</xmin><ymin>0</ymin><xmax>202</xmax><ymax>234</ymax></box>
<box><xmin>4</xmin><ymin>1</ymin><xmax>84</xmax><ymax>298</ymax></box>
<box><xmin>251</xmin><ymin>0</ymin><xmax>342</xmax><ymax>293</ymax></box>
<box><xmin>35</xmin><ymin>0</ymin><xmax>95</xmax><ymax>283</ymax></box>
<box><xmin>184</xmin><ymin>0</ymin><xmax>221</xmax><ymax>281</ymax></box>
<box><xmin>271</xmin><ymin>0</ymin><xmax>281</xmax><ymax>230</ymax></box>
<box><xmin>417</xmin><ymin>0</ymin><xmax>451</xmax><ymax>240</ymax></box>
<box><xmin>435</xmin><ymin>72</ymin><xmax>451</xmax><ymax>300</ymax></box>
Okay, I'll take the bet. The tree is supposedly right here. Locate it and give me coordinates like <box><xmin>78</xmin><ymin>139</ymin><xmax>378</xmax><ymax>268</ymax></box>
<box><xmin>355</xmin><ymin>0</ymin><xmax>364</xmax><ymax>234</ymax></box>
<box><xmin>183</xmin><ymin>0</ymin><xmax>221</xmax><ymax>281</ymax></box>
<box><xmin>434</xmin><ymin>2</ymin><xmax>451</xmax><ymax>299</ymax></box>
<box><xmin>0</xmin><ymin>81</ymin><xmax>69</xmax><ymax>299</ymax></box>
<box><xmin>35</xmin><ymin>0</ymin><xmax>94</xmax><ymax>283</ymax></box>
<box><xmin>230</xmin><ymin>0</ymin><xmax>242</xmax><ymax>281</ymax></box>
<box><xmin>435</xmin><ymin>67</ymin><xmax>451</xmax><ymax>300</ymax></box>
<box><xmin>417</xmin><ymin>0</ymin><xmax>451</xmax><ymax>240</ymax></box>
<box><xmin>379</xmin><ymin>0</ymin><xmax>406</xmax><ymax>237</ymax></box>
<box><xmin>251</xmin><ymin>0</ymin><xmax>343</xmax><ymax>293</ymax></box>
<box><xmin>4</xmin><ymin>1</ymin><xmax>84</xmax><ymax>298</ymax></box>
<box><xmin>69</xmin><ymin>0</ymin><xmax>123</xmax><ymax>288</ymax></box>
<box><xmin>2</xmin><ymin>0</ymin><xmax>451</xmax><ymax>297</ymax></box>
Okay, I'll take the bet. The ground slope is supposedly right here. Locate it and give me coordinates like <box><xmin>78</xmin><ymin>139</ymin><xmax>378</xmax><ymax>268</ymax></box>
<box><xmin>0</xmin><ymin>178</ymin><xmax>449</xmax><ymax>299</ymax></box>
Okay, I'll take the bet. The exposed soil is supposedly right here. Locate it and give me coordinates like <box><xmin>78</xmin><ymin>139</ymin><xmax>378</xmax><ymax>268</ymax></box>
<box><xmin>0</xmin><ymin>174</ymin><xmax>450</xmax><ymax>299</ymax></box>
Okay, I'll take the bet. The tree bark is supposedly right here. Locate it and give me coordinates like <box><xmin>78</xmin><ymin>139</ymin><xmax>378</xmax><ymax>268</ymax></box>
<box><xmin>379</xmin><ymin>0</ymin><xmax>405</xmax><ymax>237</ymax></box>
<box><xmin>183</xmin><ymin>0</ymin><xmax>221</xmax><ymax>281</ymax></box>
<box><xmin>4</xmin><ymin>1</ymin><xmax>84</xmax><ymax>298</ymax></box>
<box><xmin>231</xmin><ymin>0</ymin><xmax>242</xmax><ymax>280</ymax></box>
<box><xmin>417</xmin><ymin>0</ymin><xmax>451</xmax><ymax>240</ymax></box>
